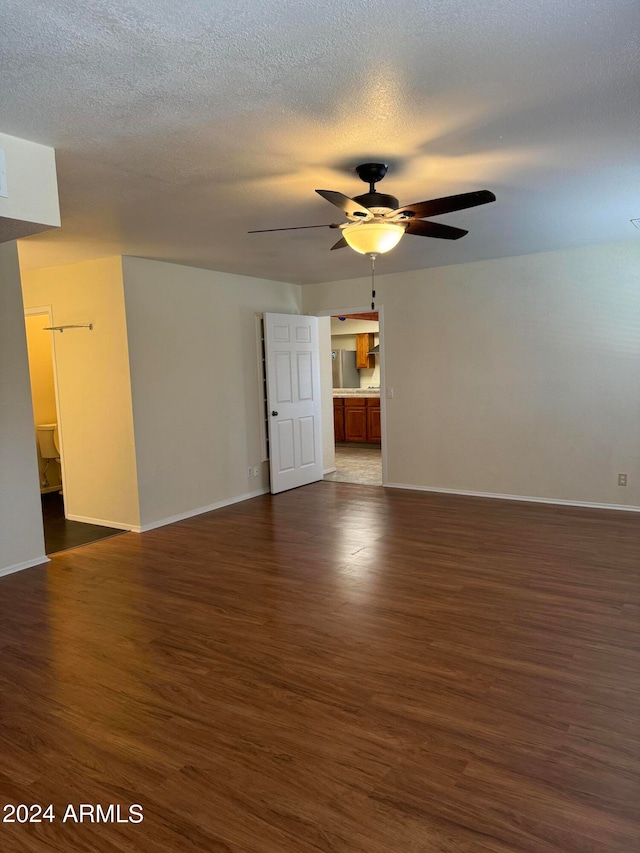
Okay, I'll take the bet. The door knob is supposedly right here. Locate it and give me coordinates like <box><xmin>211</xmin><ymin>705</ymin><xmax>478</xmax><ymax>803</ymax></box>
<box><xmin>271</xmin><ymin>411</ymin><xmax>278</xmax><ymax>416</ymax></box>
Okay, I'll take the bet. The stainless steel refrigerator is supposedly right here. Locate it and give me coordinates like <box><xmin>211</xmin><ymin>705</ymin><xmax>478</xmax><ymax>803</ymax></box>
<box><xmin>331</xmin><ymin>349</ymin><xmax>360</xmax><ymax>388</ymax></box>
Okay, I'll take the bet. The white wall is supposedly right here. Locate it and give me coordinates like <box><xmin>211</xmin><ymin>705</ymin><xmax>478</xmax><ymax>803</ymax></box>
<box><xmin>122</xmin><ymin>257</ymin><xmax>301</xmax><ymax>529</ymax></box>
<box><xmin>0</xmin><ymin>242</ymin><xmax>47</xmax><ymax>575</ymax></box>
<box><xmin>22</xmin><ymin>257</ymin><xmax>140</xmax><ymax>529</ymax></box>
<box><xmin>303</xmin><ymin>240</ymin><xmax>640</xmax><ymax>509</ymax></box>
<box><xmin>0</xmin><ymin>132</ymin><xmax>60</xmax><ymax>239</ymax></box>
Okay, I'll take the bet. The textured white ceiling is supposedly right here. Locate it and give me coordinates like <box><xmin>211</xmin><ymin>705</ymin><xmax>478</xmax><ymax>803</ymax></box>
<box><xmin>2</xmin><ymin>0</ymin><xmax>639</xmax><ymax>283</ymax></box>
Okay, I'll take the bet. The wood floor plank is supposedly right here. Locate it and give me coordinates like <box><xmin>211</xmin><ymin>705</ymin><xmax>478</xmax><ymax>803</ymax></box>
<box><xmin>0</xmin><ymin>482</ymin><xmax>639</xmax><ymax>851</ymax></box>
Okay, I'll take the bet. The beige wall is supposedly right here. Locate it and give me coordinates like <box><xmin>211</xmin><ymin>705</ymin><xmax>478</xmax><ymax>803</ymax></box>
<box><xmin>331</xmin><ymin>332</ymin><xmax>381</xmax><ymax>388</ymax></box>
<box><xmin>25</xmin><ymin>314</ymin><xmax>57</xmax><ymax>424</ymax></box>
<box><xmin>122</xmin><ymin>257</ymin><xmax>301</xmax><ymax>529</ymax></box>
<box><xmin>21</xmin><ymin>257</ymin><xmax>140</xmax><ymax>529</ymax></box>
<box><xmin>25</xmin><ymin>312</ymin><xmax>62</xmax><ymax>490</ymax></box>
<box><xmin>331</xmin><ymin>318</ymin><xmax>381</xmax><ymax>388</ymax></box>
<box><xmin>318</xmin><ymin>316</ymin><xmax>335</xmax><ymax>472</ymax></box>
<box><xmin>0</xmin><ymin>242</ymin><xmax>47</xmax><ymax>575</ymax></box>
<box><xmin>304</xmin><ymin>240</ymin><xmax>640</xmax><ymax>509</ymax></box>
<box><xmin>330</xmin><ymin>318</ymin><xmax>378</xmax><ymax>336</ymax></box>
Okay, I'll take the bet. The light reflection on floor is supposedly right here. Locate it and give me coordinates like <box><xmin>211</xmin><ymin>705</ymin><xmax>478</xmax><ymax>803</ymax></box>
<box><xmin>323</xmin><ymin>445</ymin><xmax>384</xmax><ymax>587</ymax></box>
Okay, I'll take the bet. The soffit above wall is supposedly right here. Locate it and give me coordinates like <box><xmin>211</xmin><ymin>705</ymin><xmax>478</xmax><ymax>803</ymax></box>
<box><xmin>0</xmin><ymin>218</ymin><xmax>56</xmax><ymax>243</ymax></box>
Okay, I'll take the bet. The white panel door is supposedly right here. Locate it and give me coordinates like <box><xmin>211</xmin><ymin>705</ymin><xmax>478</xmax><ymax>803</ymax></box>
<box><xmin>264</xmin><ymin>313</ymin><xmax>323</xmax><ymax>494</ymax></box>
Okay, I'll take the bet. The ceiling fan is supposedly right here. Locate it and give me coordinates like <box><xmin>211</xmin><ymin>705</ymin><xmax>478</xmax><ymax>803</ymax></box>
<box><xmin>249</xmin><ymin>163</ymin><xmax>496</xmax><ymax>255</ymax></box>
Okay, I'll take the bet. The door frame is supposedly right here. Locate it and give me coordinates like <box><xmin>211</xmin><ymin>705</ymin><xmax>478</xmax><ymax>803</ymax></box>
<box><xmin>24</xmin><ymin>305</ymin><xmax>67</xmax><ymax>509</ymax></box>
<box><xmin>312</xmin><ymin>303</ymin><xmax>387</xmax><ymax>486</ymax></box>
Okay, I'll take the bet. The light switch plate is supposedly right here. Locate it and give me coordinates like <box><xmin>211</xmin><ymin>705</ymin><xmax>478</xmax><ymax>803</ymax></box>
<box><xmin>0</xmin><ymin>149</ymin><xmax>6</xmax><ymax>197</ymax></box>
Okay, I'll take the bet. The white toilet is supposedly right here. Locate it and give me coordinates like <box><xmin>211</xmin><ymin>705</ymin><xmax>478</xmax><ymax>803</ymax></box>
<box><xmin>36</xmin><ymin>423</ymin><xmax>60</xmax><ymax>462</ymax></box>
<box><xmin>36</xmin><ymin>423</ymin><xmax>62</xmax><ymax>494</ymax></box>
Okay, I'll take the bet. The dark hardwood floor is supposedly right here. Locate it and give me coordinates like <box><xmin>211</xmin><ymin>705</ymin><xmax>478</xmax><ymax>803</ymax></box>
<box><xmin>1</xmin><ymin>482</ymin><xmax>639</xmax><ymax>851</ymax></box>
<box><xmin>41</xmin><ymin>492</ymin><xmax>124</xmax><ymax>555</ymax></box>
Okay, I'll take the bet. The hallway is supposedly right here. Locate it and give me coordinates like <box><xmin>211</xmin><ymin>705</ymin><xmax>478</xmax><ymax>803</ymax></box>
<box><xmin>324</xmin><ymin>443</ymin><xmax>382</xmax><ymax>486</ymax></box>
<box><xmin>41</xmin><ymin>492</ymin><xmax>124</xmax><ymax>555</ymax></box>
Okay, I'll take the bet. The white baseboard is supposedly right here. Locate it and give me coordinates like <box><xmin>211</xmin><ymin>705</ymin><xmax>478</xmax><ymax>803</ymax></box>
<box><xmin>136</xmin><ymin>486</ymin><xmax>271</xmax><ymax>533</ymax></box>
<box><xmin>66</xmin><ymin>514</ymin><xmax>135</xmax><ymax>531</ymax></box>
<box><xmin>323</xmin><ymin>467</ymin><xmax>337</xmax><ymax>475</ymax></box>
<box><xmin>0</xmin><ymin>555</ymin><xmax>50</xmax><ymax>578</ymax></box>
<box><xmin>385</xmin><ymin>482</ymin><xmax>640</xmax><ymax>513</ymax></box>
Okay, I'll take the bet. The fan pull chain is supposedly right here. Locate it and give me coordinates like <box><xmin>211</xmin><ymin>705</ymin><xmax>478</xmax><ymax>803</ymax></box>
<box><xmin>370</xmin><ymin>253</ymin><xmax>377</xmax><ymax>310</ymax></box>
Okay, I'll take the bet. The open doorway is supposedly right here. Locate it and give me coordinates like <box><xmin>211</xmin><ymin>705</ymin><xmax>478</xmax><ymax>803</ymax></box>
<box><xmin>323</xmin><ymin>310</ymin><xmax>383</xmax><ymax>486</ymax></box>
<box><xmin>24</xmin><ymin>308</ymin><xmax>124</xmax><ymax>555</ymax></box>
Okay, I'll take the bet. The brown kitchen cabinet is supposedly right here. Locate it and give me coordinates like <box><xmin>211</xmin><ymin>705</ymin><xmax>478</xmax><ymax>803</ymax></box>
<box><xmin>334</xmin><ymin>396</ymin><xmax>381</xmax><ymax>443</ymax></box>
<box><xmin>333</xmin><ymin>397</ymin><xmax>345</xmax><ymax>442</ymax></box>
<box><xmin>366</xmin><ymin>397</ymin><xmax>381</xmax><ymax>442</ymax></box>
<box><xmin>344</xmin><ymin>398</ymin><xmax>368</xmax><ymax>442</ymax></box>
<box><xmin>355</xmin><ymin>333</ymin><xmax>375</xmax><ymax>369</ymax></box>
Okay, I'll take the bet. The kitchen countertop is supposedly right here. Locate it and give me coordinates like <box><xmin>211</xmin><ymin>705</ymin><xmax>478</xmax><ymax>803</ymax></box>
<box><xmin>333</xmin><ymin>388</ymin><xmax>380</xmax><ymax>398</ymax></box>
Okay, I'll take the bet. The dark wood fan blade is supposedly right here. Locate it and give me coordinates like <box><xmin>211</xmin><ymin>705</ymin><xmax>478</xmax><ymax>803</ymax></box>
<box><xmin>248</xmin><ymin>224</ymin><xmax>338</xmax><ymax>233</ymax></box>
<box><xmin>316</xmin><ymin>190</ymin><xmax>373</xmax><ymax>220</ymax></box>
<box><xmin>405</xmin><ymin>220</ymin><xmax>468</xmax><ymax>240</ymax></box>
<box><xmin>330</xmin><ymin>236</ymin><xmax>348</xmax><ymax>250</ymax></box>
<box><xmin>392</xmin><ymin>189</ymin><xmax>496</xmax><ymax>219</ymax></box>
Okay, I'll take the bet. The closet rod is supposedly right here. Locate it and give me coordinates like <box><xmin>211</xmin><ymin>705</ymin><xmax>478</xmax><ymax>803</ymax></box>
<box><xmin>43</xmin><ymin>323</ymin><xmax>93</xmax><ymax>333</ymax></box>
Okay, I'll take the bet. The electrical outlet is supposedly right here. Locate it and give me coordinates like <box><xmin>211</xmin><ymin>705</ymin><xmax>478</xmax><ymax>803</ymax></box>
<box><xmin>618</xmin><ymin>473</ymin><xmax>628</xmax><ymax>486</ymax></box>
<box><xmin>387</xmin><ymin>387</ymin><xmax>394</xmax><ymax>399</ymax></box>
<box><xmin>247</xmin><ymin>466</ymin><xmax>253</xmax><ymax>478</ymax></box>
<box><xmin>253</xmin><ymin>466</ymin><xmax>259</xmax><ymax>477</ymax></box>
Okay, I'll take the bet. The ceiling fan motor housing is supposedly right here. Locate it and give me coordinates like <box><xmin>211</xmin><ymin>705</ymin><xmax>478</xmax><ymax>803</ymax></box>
<box><xmin>355</xmin><ymin>162</ymin><xmax>388</xmax><ymax>185</ymax></box>
<box><xmin>352</xmin><ymin>192</ymin><xmax>399</xmax><ymax>215</ymax></box>
<box><xmin>353</xmin><ymin>163</ymin><xmax>398</xmax><ymax>213</ymax></box>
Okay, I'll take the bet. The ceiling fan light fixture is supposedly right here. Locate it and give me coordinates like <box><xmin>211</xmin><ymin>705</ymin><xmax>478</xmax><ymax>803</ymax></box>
<box><xmin>342</xmin><ymin>222</ymin><xmax>405</xmax><ymax>255</ymax></box>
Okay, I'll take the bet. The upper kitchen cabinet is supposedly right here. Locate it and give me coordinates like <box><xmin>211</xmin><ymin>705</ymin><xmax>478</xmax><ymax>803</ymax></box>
<box><xmin>356</xmin><ymin>333</ymin><xmax>375</xmax><ymax>369</ymax></box>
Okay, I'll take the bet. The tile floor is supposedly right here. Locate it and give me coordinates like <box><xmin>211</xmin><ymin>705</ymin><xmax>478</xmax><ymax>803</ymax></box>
<box><xmin>324</xmin><ymin>442</ymin><xmax>382</xmax><ymax>486</ymax></box>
